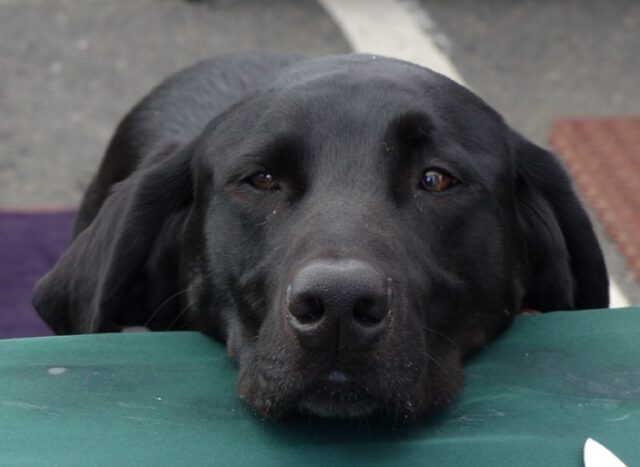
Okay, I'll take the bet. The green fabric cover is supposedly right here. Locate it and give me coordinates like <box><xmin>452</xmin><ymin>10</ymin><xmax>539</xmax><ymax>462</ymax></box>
<box><xmin>1</xmin><ymin>308</ymin><xmax>638</xmax><ymax>466</ymax></box>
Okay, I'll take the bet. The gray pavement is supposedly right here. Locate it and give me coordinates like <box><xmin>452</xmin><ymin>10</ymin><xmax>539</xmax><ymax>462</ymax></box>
<box><xmin>0</xmin><ymin>0</ymin><xmax>349</xmax><ymax>207</ymax></box>
<box><xmin>421</xmin><ymin>0</ymin><xmax>640</xmax><ymax>144</ymax></box>
<box><xmin>1</xmin><ymin>0</ymin><xmax>637</xmax><ymax>302</ymax></box>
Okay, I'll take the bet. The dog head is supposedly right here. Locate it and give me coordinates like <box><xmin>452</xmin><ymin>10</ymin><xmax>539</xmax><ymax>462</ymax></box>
<box><xmin>34</xmin><ymin>54</ymin><xmax>608</xmax><ymax>419</ymax></box>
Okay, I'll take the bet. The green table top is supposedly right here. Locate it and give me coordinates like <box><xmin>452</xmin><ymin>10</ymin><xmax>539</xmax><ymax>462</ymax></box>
<box><xmin>1</xmin><ymin>308</ymin><xmax>639</xmax><ymax>466</ymax></box>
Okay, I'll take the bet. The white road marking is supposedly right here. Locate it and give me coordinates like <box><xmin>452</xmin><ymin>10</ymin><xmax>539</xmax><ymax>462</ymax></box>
<box><xmin>319</xmin><ymin>0</ymin><xmax>631</xmax><ymax>308</ymax></box>
<box><xmin>610</xmin><ymin>281</ymin><xmax>630</xmax><ymax>308</ymax></box>
<box><xmin>318</xmin><ymin>0</ymin><xmax>463</xmax><ymax>84</ymax></box>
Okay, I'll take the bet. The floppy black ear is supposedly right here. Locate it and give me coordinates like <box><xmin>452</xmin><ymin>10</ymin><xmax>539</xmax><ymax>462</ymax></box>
<box><xmin>33</xmin><ymin>142</ymin><xmax>194</xmax><ymax>334</ymax></box>
<box><xmin>512</xmin><ymin>131</ymin><xmax>609</xmax><ymax>311</ymax></box>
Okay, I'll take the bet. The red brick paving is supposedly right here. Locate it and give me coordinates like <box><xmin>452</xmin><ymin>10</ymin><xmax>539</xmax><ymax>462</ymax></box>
<box><xmin>550</xmin><ymin>118</ymin><xmax>640</xmax><ymax>281</ymax></box>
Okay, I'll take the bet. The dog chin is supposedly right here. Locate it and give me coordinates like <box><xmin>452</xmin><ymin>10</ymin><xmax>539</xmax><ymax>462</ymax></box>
<box><xmin>296</xmin><ymin>393</ymin><xmax>379</xmax><ymax>418</ymax></box>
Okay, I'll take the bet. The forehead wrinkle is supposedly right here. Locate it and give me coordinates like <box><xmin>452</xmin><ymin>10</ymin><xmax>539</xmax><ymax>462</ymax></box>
<box><xmin>301</xmin><ymin>123</ymin><xmax>389</xmax><ymax>203</ymax></box>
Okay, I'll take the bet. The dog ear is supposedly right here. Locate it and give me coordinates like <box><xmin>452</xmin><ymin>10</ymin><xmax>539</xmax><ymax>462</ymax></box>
<box><xmin>32</xmin><ymin>142</ymin><xmax>194</xmax><ymax>334</ymax></box>
<box><xmin>512</xmin><ymin>131</ymin><xmax>609</xmax><ymax>311</ymax></box>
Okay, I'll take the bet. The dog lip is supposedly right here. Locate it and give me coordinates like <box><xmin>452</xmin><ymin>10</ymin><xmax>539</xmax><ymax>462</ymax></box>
<box><xmin>297</xmin><ymin>397</ymin><xmax>378</xmax><ymax>418</ymax></box>
<box><xmin>296</xmin><ymin>380</ymin><xmax>378</xmax><ymax>418</ymax></box>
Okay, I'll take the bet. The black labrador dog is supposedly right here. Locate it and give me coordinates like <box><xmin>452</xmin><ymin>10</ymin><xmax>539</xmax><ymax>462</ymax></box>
<box><xmin>33</xmin><ymin>51</ymin><xmax>608</xmax><ymax>419</ymax></box>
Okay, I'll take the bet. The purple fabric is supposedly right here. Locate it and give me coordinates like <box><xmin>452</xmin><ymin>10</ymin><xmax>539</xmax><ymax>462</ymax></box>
<box><xmin>0</xmin><ymin>211</ymin><xmax>75</xmax><ymax>338</ymax></box>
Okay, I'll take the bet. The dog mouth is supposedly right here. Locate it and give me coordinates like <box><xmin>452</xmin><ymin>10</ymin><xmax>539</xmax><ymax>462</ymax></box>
<box><xmin>238</xmin><ymin>343</ymin><xmax>464</xmax><ymax>420</ymax></box>
<box><xmin>239</xmin><ymin>362</ymin><xmax>389</xmax><ymax>418</ymax></box>
<box><xmin>296</xmin><ymin>371</ymin><xmax>380</xmax><ymax>418</ymax></box>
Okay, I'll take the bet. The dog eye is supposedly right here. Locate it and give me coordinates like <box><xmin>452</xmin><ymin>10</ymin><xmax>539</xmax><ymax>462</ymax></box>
<box><xmin>247</xmin><ymin>172</ymin><xmax>279</xmax><ymax>191</ymax></box>
<box><xmin>420</xmin><ymin>169</ymin><xmax>458</xmax><ymax>192</ymax></box>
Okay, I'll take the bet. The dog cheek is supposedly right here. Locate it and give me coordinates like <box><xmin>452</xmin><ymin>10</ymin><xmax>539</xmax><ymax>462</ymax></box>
<box><xmin>225</xmin><ymin>319</ymin><xmax>243</xmax><ymax>362</ymax></box>
<box><xmin>226</xmin><ymin>318</ymin><xmax>273</xmax><ymax>415</ymax></box>
<box><xmin>456</xmin><ymin>306</ymin><xmax>516</xmax><ymax>355</ymax></box>
<box><xmin>236</xmin><ymin>315</ymin><xmax>299</xmax><ymax>417</ymax></box>
<box><xmin>378</xmin><ymin>345</ymin><xmax>464</xmax><ymax>420</ymax></box>
<box><xmin>429</xmin><ymin>348</ymin><xmax>465</xmax><ymax>408</ymax></box>
<box><xmin>412</xmin><ymin>347</ymin><xmax>464</xmax><ymax>418</ymax></box>
<box><xmin>235</xmin><ymin>342</ymin><xmax>275</xmax><ymax>417</ymax></box>
<box><xmin>236</xmin><ymin>359</ymin><xmax>262</xmax><ymax>415</ymax></box>
<box><xmin>454</xmin><ymin>327</ymin><xmax>491</xmax><ymax>355</ymax></box>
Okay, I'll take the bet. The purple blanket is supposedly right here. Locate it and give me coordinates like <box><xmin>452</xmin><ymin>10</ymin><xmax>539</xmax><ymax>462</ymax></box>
<box><xmin>0</xmin><ymin>211</ymin><xmax>75</xmax><ymax>338</ymax></box>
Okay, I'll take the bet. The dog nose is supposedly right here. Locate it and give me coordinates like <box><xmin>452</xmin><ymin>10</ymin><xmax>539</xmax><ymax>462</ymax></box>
<box><xmin>287</xmin><ymin>260</ymin><xmax>392</xmax><ymax>350</ymax></box>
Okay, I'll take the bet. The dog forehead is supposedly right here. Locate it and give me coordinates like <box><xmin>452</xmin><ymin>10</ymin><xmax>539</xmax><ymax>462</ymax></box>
<box><xmin>257</xmin><ymin>54</ymin><xmax>501</xmax><ymax>138</ymax></box>
<box><xmin>266</xmin><ymin>55</ymin><xmax>438</xmax><ymax>111</ymax></box>
<box><xmin>206</xmin><ymin>54</ymin><xmax>508</xmax><ymax>178</ymax></box>
<box><xmin>271</xmin><ymin>54</ymin><xmax>441</xmax><ymax>91</ymax></box>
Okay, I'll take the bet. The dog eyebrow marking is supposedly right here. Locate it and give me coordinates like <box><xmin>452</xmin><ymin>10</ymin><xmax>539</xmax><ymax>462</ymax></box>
<box><xmin>391</xmin><ymin>111</ymin><xmax>434</xmax><ymax>146</ymax></box>
<box><xmin>235</xmin><ymin>136</ymin><xmax>307</xmax><ymax>187</ymax></box>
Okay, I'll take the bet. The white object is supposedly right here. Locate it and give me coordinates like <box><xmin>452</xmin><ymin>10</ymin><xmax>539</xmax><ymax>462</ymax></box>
<box><xmin>584</xmin><ymin>438</ymin><xmax>627</xmax><ymax>467</ymax></box>
<box><xmin>318</xmin><ymin>0</ymin><xmax>463</xmax><ymax>84</ymax></box>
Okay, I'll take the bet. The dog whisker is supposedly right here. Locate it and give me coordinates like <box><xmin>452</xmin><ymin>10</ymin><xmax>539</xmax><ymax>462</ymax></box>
<box><xmin>165</xmin><ymin>302</ymin><xmax>192</xmax><ymax>331</ymax></box>
<box><xmin>423</xmin><ymin>325</ymin><xmax>457</xmax><ymax>347</ymax></box>
<box><xmin>144</xmin><ymin>288</ymin><xmax>189</xmax><ymax>327</ymax></box>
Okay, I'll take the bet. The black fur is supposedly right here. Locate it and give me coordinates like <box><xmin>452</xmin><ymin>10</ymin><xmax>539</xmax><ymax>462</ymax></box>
<box><xmin>33</xmin><ymin>51</ymin><xmax>608</xmax><ymax>419</ymax></box>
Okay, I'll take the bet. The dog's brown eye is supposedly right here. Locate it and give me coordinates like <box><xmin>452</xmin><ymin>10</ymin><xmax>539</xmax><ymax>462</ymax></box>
<box><xmin>420</xmin><ymin>169</ymin><xmax>457</xmax><ymax>192</ymax></box>
<box><xmin>247</xmin><ymin>172</ymin><xmax>278</xmax><ymax>191</ymax></box>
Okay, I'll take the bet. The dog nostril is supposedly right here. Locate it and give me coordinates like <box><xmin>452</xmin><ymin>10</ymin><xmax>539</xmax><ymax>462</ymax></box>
<box><xmin>352</xmin><ymin>298</ymin><xmax>387</xmax><ymax>327</ymax></box>
<box><xmin>290</xmin><ymin>296</ymin><xmax>325</xmax><ymax>325</ymax></box>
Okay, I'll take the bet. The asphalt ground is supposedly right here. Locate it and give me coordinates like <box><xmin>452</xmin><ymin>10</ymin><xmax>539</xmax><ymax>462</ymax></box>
<box><xmin>0</xmin><ymin>0</ymin><xmax>349</xmax><ymax>207</ymax></box>
<box><xmin>1</xmin><ymin>0</ymin><xmax>637</xmax><ymax>302</ymax></box>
